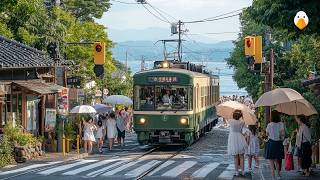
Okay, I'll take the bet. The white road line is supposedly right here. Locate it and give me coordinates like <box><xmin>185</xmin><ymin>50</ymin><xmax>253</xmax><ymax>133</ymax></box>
<box><xmin>0</xmin><ymin>161</ymin><xmax>62</xmax><ymax>175</ymax></box>
<box><xmin>125</xmin><ymin>160</ymin><xmax>161</xmax><ymax>177</ymax></box>
<box><xmin>161</xmin><ymin>161</ymin><xmax>197</xmax><ymax>177</ymax></box>
<box><xmin>218</xmin><ymin>164</ymin><xmax>234</xmax><ymax>180</ymax></box>
<box><xmin>191</xmin><ymin>162</ymin><xmax>220</xmax><ymax>178</ymax></box>
<box><xmin>147</xmin><ymin>160</ymin><xmax>175</xmax><ymax>176</ymax></box>
<box><xmin>86</xmin><ymin>160</ymin><xmax>127</xmax><ymax>177</ymax></box>
<box><xmin>62</xmin><ymin>159</ymin><xmax>118</xmax><ymax>175</ymax></box>
<box><xmin>101</xmin><ymin>160</ymin><xmax>144</xmax><ymax>176</ymax></box>
<box><xmin>37</xmin><ymin>160</ymin><xmax>97</xmax><ymax>175</ymax></box>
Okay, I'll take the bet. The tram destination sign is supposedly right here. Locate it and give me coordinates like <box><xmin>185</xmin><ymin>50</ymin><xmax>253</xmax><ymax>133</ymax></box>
<box><xmin>148</xmin><ymin>76</ymin><xmax>179</xmax><ymax>83</ymax></box>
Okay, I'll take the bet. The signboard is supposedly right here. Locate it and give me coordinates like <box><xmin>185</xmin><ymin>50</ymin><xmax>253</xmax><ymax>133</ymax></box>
<box><xmin>148</xmin><ymin>76</ymin><xmax>179</xmax><ymax>83</ymax></box>
<box><xmin>45</xmin><ymin>109</ymin><xmax>56</xmax><ymax>132</ymax></box>
<box><xmin>58</xmin><ymin>88</ymin><xmax>68</xmax><ymax>115</ymax></box>
<box><xmin>67</xmin><ymin>76</ymin><xmax>81</xmax><ymax>87</ymax></box>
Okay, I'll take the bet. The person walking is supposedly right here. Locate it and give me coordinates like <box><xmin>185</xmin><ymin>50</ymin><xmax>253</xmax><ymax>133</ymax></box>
<box><xmin>295</xmin><ymin>115</ymin><xmax>312</xmax><ymax>177</ymax></box>
<box><xmin>245</xmin><ymin>124</ymin><xmax>260</xmax><ymax>172</ymax></box>
<box><xmin>293</xmin><ymin>129</ymin><xmax>302</xmax><ymax>172</ymax></box>
<box><xmin>106</xmin><ymin>112</ymin><xmax>117</xmax><ymax>151</ymax></box>
<box><xmin>265</xmin><ymin>110</ymin><xmax>285</xmax><ymax>179</ymax></box>
<box><xmin>83</xmin><ymin>118</ymin><xmax>97</xmax><ymax>154</ymax></box>
<box><xmin>116</xmin><ymin>109</ymin><xmax>127</xmax><ymax>146</ymax></box>
<box><xmin>95</xmin><ymin>119</ymin><xmax>105</xmax><ymax>153</ymax></box>
<box><xmin>227</xmin><ymin>110</ymin><xmax>247</xmax><ymax>177</ymax></box>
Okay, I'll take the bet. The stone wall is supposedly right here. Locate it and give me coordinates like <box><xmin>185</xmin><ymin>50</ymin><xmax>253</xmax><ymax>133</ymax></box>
<box><xmin>14</xmin><ymin>142</ymin><xmax>44</xmax><ymax>163</ymax></box>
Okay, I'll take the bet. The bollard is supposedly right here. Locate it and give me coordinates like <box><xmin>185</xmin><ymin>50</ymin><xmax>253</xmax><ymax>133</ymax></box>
<box><xmin>66</xmin><ymin>139</ymin><xmax>70</xmax><ymax>153</ymax></box>
<box><xmin>62</xmin><ymin>134</ymin><xmax>66</xmax><ymax>156</ymax></box>
<box><xmin>77</xmin><ymin>135</ymin><xmax>80</xmax><ymax>154</ymax></box>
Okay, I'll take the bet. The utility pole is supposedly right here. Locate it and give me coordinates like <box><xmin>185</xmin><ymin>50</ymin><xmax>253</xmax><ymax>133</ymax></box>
<box><xmin>178</xmin><ymin>20</ymin><xmax>182</xmax><ymax>62</ymax></box>
<box><xmin>264</xmin><ymin>29</ymin><xmax>274</xmax><ymax>126</ymax></box>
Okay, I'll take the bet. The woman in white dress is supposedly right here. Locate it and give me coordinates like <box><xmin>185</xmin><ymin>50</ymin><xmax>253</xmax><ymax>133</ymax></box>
<box><xmin>228</xmin><ymin>110</ymin><xmax>247</xmax><ymax>177</ymax></box>
<box><xmin>245</xmin><ymin>124</ymin><xmax>260</xmax><ymax>171</ymax></box>
<box><xmin>106</xmin><ymin>112</ymin><xmax>117</xmax><ymax>150</ymax></box>
<box><xmin>83</xmin><ymin>119</ymin><xmax>97</xmax><ymax>154</ymax></box>
<box><xmin>95</xmin><ymin>119</ymin><xmax>105</xmax><ymax>153</ymax></box>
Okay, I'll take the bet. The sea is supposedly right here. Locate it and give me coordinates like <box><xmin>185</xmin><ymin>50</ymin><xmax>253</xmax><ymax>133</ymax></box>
<box><xmin>124</xmin><ymin>60</ymin><xmax>247</xmax><ymax>97</ymax></box>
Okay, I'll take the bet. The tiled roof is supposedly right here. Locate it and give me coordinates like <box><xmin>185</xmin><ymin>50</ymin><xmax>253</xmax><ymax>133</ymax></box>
<box><xmin>12</xmin><ymin>80</ymin><xmax>65</xmax><ymax>94</ymax></box>
<box><xmin>0</xmin><ymin>36</ymin><xmax>55</xmax><ymax>68</ymax></box>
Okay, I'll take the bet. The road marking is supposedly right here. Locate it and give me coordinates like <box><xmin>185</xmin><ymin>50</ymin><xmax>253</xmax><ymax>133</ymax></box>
<box><xmin>86</xmin><ymin>160</ymin><xmax>127</xmax><ymax>177</ymax></box>
<box><xmin>125</xmin><ymin>160</ymin><xmax>161</xmax><ymax>177</ymax></box>
<box><xmin>147</xmin><ymin>160</ymin><xmax>175</xmax><ymax>176</ymax></box>
<box><xmin>218</xmin><ymin>164</ymin><xmax>234</xmax><ymax>180</ymax></box>
<box><xmin>62</xmin><ymin>159</ymin><xmax>118</xmax><ymax>175</ymax></box>
<box><xmin>37</xmin><ymin>160</ymin><xmax>97</xmax><ymax>175</ymax></box>
<box><xmin>191</xmin><ymin>162</ymin><xmax>220</xmax><ymax>178</ymax></box>
<box><xmin>101</xmin><ymin>160</ymin><xmax>143</xmax><ymax>176</ymax></box>
<box><xmin>161</xmin><ymin>161</ymin><xmax>197</xmax><ymax>177</ymax></box>
<box><xmin>0</xmin><ymin>161</ymin><xmax>62</xmax><ymax>175</ymax></box>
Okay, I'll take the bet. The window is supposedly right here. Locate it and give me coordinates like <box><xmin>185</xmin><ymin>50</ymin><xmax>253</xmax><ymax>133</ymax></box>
<box><xmin>134</xmin><ymin>85</ymin><xmax>192</xmax><ymax>111</ymax></box>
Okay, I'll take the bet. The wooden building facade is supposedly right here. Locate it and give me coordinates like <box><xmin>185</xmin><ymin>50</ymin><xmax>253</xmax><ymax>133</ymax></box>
<box><xmin>0</xmin><ymin>36</ymin><xmax>68</xmax><ymax>136</ymax></box>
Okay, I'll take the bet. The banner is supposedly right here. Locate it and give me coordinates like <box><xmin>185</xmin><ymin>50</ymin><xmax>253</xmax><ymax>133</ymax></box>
<box><xmin>45</xmin><ymin>108</ymin><xmax>56</xmax><ymax>132</ymax></box>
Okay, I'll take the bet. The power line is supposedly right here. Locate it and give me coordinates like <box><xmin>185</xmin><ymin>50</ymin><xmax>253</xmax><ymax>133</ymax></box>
<box><xmin>186</xmin><ymin>31</ymin><xmax>239</xmax><ymax>35</ymax></box>
<box><xmin>183</xmin><ymin>13</ymin><xmax>240</xmax><ymax>24</ymax></box>
<box><xmin>145</xmin><ymin>1</ymin><xmax>178</xmax><ymax>21</ymax></box>
<box><xmin>146</xmin><ymin>3</ymin><xmax>172</xmax><ymax>23</ymax></box>
<box><xmin>141</xmin><ymin>3</ymin><xmax>171</xmax><ymax>24</ymax></box>
<box><xmin>110</xmin><ymin>0</ymin><xmax>139</xmax><ymax>4</ymax></box>
<box><xmin>202</xmin><ymin>8</ymin><xmax>244</xmax><ymax>21</ymax></box>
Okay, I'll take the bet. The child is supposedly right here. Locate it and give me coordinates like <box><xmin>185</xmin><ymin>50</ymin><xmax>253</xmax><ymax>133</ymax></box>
<box><xmin>95</xmin><ymin>120</ymin><xmax>105</xmax><ymax>153</ymax></box>
<box><xmin>245</xmin><ymin>124</ymin><xmax>260</xmax><ymax>171</ymax></box>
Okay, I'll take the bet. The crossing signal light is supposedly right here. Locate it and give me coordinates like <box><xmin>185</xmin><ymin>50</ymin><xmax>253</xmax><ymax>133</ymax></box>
<box><xmin>244</xmin><ymin>36</ymin><xmax>262</xmax><ymax>64</ymax></box>
<box><xmin>94</xmin><ymin>42</ymin><xmax>105</xmax><ymax>65</ymax></box>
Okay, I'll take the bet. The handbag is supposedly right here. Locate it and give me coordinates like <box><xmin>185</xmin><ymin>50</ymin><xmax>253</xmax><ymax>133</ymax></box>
<box><xmin>285</xmin><ymin>152</ymin><xmax>294</xmax><ymax>171</ymax></box>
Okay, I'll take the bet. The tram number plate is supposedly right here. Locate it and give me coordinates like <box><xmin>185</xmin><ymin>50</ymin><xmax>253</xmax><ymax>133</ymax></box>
<box><xmin>148</xmin><ymin>76</ymin><xmax>179</xmax><ymax>83</ymax></box>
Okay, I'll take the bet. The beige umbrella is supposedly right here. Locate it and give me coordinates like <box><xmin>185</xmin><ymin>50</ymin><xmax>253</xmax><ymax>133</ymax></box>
<box><xmin>255</xmin><ymin>88</ymin><xmax>304</xmax><ymax>107</ymax></box>
<box><xmin>216</xmin><ymin>101</ymin><xmax>257</xmax><ymax>125</ymax></box>
<box><xmin>275</xmin><ymin>99</ymin><xmax>317</xmax><ymax>116</ymax></box>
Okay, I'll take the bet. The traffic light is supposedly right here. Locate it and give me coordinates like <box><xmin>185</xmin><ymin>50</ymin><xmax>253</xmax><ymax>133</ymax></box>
<box><xmin>244</xmin><ymin>36</ymin><xmax>255</xmax><ymax>56</ymax></box>
<box><xmin>93</xmin><ymin>42</ymin><xmax>105</xmax><ymax>65</ymax></box>
<box><xmin>254</xmin><ymin>36</ymin><xmax>262</xmax><ymax>64</ymax></box>
<box><xmin>94</xmin><ymin>64</ymin><xmax>104</xmax><ymax>78</ymax></box>
<box><xmin>244</xmin><ymin>36</ymin><xmax>262</xmax><ymax>64</ymax></box>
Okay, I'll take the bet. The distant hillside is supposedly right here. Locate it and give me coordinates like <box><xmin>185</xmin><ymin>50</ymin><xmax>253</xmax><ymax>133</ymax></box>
<box><xmin>111</xmin><ymin>40</ymin><xmax>234</xmax><ymax>62</ymax></box>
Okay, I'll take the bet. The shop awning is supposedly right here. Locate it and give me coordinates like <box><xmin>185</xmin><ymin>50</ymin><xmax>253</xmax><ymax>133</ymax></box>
<box><xmin>12</xmin><ymin>81</ymin><xmax>65</xmax><ymax>95</ymax></box>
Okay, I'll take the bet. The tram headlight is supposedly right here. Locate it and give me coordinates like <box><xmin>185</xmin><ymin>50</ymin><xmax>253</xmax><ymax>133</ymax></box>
<box><xmin>162</xmin><ymin>61</ymin><xmax>169</xmax><ymax>68</ymax></box>
<box><xmin>180</xmin><ymin>118</ymin><xmax>188</xmax><ymax>125</ymax></box>
<box><xmin>140</xmin><ymin>118</ymin><xmax>146</xmax><ymax>124</ymax></box>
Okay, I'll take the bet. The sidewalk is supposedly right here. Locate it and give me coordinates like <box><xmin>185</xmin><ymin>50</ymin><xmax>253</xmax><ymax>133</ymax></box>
<box><xmin>253</xmin><ymin>157</ymin><xmax>320</xmax><ymax>179</ymax></box>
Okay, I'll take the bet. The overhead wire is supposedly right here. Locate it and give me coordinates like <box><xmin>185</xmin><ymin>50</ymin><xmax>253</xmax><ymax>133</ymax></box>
<box><xmin>186</xmin><ymin>31</ymin><xmax>239</xmax><ymax>35</ymax></box>
<box><xmin>145</xmin><ymin>2</ymin><xmax>172</xmax><ymax>23</ymax></box>
<box><xmin>183</xmin><ymin>13</ymin><xmax>240</xmax><ymax>24</ymax></box>
<box><xmin>145</xmin><ymin>1</ymin><xmax>178</xmax><ymax>21</ymax></box>
<box><xmin>141</xmin><ymin>3</ymin><xmax>171</xmax><ymax>24</ymax></box>
<box><xmin>110</xmin><ymin>0</ymin><xmax>139</xmax><ymax>4</ymax></box>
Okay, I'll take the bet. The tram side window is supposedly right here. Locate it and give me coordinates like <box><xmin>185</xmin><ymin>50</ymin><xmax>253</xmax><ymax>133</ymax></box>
<box><xmin>136</xmin><ymin>86</ymin><xmax>155</xmax><ymax>110</ymax></box>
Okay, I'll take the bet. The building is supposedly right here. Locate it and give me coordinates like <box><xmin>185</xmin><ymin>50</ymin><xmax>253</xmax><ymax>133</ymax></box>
<box><xmin>0</xmin><ymin>35</ymin><xmax>69</xmax><ymax>136</ymax></box>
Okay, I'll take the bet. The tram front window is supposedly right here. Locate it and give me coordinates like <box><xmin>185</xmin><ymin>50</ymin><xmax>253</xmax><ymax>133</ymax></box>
<box><xmin>135</xmin><ymin>85</ymin><xmax>191</xmax><ymax>111</ymax></box>
<box><xmin>155</xmin><ymin>86</ymin><xmax>189</xmax><ymax>110</ymax></box>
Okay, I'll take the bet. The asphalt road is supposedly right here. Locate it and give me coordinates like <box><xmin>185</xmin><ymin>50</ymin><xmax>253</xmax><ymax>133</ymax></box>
<box><xmin>0</xmin><ymin>125</ymin><xmax>253</xmax><ymax>180</ymax></box>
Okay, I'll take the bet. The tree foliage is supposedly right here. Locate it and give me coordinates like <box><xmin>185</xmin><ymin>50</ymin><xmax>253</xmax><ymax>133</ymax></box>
<box><xmin>228</xmin><ymin>1</ymin><xmax>320</xmax><ymax>139</ymax></box>
<box><xmin>0</xmin><ymin>0</ymin><xmax>132</xmax><ymax>97</ymax></box>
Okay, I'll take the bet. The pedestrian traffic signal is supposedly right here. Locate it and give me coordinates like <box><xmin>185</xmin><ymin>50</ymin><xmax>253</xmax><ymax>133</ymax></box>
<box><xmin>93</xmin><ymin>42</ymin><xmax>105</xmax><ymax>65</ymax></box>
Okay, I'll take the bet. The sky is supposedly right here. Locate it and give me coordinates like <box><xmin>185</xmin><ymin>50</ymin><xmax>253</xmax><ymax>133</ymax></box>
<box><xmin>96</xmin><ymin>0</ymin><xmax>253</xmax><ymax>42</ymax></box>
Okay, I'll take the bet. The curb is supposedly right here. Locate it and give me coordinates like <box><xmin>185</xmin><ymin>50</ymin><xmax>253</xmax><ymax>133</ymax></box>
<box><xmin>64</xmin><ymin>153</ymin><xmax>89</xmax><ymax>161</ymax></box>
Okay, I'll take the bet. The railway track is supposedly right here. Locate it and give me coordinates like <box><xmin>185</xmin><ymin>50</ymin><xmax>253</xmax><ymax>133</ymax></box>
<box><xmin>135</xmin><ymin>146</ymin><xmax>187</xmax><ymax>180</ymax></box>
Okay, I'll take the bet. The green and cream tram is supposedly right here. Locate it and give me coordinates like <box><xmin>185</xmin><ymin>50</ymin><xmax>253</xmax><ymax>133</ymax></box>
<box><xmin>133</xmin><ymin>61</ymin><xmax>220</xmax><ymax>145</ymax></box>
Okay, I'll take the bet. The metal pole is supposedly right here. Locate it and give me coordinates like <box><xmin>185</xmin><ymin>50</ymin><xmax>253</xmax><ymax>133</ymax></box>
<box><xmin>178</xmin><ymin>20</ymin><xmax>182</xmax><ymax>62</ymax></box>
<box><xmin>264</xmin><ymin>29</ymin><xmax>273</xmax><ymax>126</ymax></box>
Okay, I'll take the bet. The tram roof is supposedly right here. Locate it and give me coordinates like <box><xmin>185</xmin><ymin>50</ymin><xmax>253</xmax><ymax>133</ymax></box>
<box><xmin>134</xmin><ymin>68</ymin><xmax>218</xmax><ymax>78</ymax></box>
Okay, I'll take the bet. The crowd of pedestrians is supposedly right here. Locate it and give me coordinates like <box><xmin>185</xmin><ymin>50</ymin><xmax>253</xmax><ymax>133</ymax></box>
<box><xmin>227</xmin><ymin>109</ymin><xmax>313</xmax><ymax>179</ymax></box>
<box><xmin>81</xmin><ymin>107</ymin><xmax>132</xmax><ymax>154</ymax></box>
<box><xmin>220</xmin><ymin>95</ymin><xmax>255</xmax><ymax>110</ymax></box>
